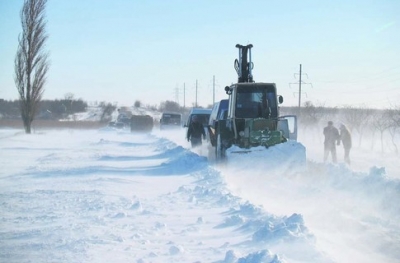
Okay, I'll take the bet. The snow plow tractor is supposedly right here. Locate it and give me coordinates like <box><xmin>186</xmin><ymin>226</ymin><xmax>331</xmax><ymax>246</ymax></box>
<box><xmin>213</xmin><ymin>44</ymin><xmax>306</xmax><ymax>167</ymax></box>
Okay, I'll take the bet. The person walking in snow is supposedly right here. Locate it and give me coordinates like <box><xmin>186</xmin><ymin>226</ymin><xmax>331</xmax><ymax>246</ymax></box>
<box><xmin>323</xmin><ymin>121</ymin><xmax>340</xmax><ymax>163</ymax></box>
<box><xmin>339</xmin><ymin>123</ymin><xmax>352</xmax><ymax>165</ymax></box>
<box><xmin>186</xmin><ymin>115</ymin><xmax>206</xmax><ymax>148</ymax></box>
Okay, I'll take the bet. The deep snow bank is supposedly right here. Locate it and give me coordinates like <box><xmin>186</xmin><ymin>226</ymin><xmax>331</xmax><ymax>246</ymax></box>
<box><xmin>219</xmin><ymin>142</ymin><xmax>400</xmax><ymax>263</ymax></box>
<box><xmin>0</xmin><ymin>129</ymin><xmax>331</xmax><ymax>263</ymax></box>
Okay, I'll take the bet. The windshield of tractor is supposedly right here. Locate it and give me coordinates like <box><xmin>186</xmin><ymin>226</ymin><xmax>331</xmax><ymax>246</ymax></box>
<box><xmin>235</xmin><ymin>85</ymin><xmax>277</xmax><ymax>119</ymax></box>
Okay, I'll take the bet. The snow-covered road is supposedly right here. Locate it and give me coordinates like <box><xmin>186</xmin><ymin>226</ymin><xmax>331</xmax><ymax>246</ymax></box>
<box><xmin>0</xmin><ymin>128</ymin><xmax>399</xmax><ymax>263</ymax></box>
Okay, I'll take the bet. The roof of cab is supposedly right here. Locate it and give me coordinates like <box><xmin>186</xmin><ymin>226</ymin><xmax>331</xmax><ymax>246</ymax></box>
<box><xmin>189</xmin><ymin>108</ymin><xmax>212</xmax><ymax>114</ymax></box>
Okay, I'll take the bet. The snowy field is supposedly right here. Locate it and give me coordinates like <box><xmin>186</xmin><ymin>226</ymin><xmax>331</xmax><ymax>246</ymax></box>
<box><xmin>0</xmin><ymin>125</ymin><xmax>399</xmax><ymax>263</ymax></box>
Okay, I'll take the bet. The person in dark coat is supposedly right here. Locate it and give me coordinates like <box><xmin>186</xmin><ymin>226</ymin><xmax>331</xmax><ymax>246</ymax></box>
<box><xmin>323</xmin><ymin>121</ymin><xmax>340</xmax><ymax>163</ymax></box>
<box><xmin>187</xmin><ymin>115</ymin><xmax>206</xmax><ymax>148</ymax></box>
<box><xmin>339</xmin><ymin>123</ymin><xmax>352</xmax><ymax>165</ymax></box>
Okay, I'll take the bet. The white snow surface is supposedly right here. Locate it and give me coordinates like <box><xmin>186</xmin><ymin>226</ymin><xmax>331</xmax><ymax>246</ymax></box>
<box><xmin>1</xmin><ymin>121</ymin><xmax>399</xmax><ymax>262</ymax></box>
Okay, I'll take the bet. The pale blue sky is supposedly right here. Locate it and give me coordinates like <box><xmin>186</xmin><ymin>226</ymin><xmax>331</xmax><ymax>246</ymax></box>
<box><xmin>1</xmin><ymin>0</ymin><xmax>399</xmax><ymax>109</ymax></box>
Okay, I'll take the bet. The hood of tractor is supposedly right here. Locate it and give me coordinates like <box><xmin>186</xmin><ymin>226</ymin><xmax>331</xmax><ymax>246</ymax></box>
<box><xmin>239</xmin><ymin>118</ymin><xmax>285</xmax><ymax>148</ymax></box>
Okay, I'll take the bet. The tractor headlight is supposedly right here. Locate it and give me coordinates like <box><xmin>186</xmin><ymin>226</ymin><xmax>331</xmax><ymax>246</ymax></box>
<box><xmin>239</xmin><ymin>131</ymin><xmax>245</xmax><ymax>137</ymax></box>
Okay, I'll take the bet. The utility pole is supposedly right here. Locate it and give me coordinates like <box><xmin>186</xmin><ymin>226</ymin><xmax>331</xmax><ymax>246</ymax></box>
<box><xmin>208</xmin><ymin>75</ymin><xmax>220</xmax><ymax>106</ymax></box>
<box><xmin>213</xmin><ymin>75</ymin><xmax>215</xmax><ymax>105</ymax></box>
<box><xmin>298</xmin><ymin>64</ymin><xmax>302</xmax><ymax>109</ymax></box>
<box><xmin>289</xmin><ymin>64</ymin><xmax>313</xmax><ymax>110</ymax></box>
<box><xmin>183</xmin><ymin>82</ymin><xmax>186</xmax><ymax>109</ymax></box>
<box><xmin>195</xmin><ymin>79</ymin><xmax>198</xmax><ymax>107</ymax></box>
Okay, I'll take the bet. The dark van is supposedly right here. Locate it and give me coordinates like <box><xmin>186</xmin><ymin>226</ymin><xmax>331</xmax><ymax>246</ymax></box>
<box><xmin>208</xmin><ymin>99</ymin><xmax>228</xmax><ymax>147</ymax></box>
<box><xmin>184</xmin><ymin>108</ymin><xmax>212</xmax><ymax>140</ymax></box>
<box><xmin>160</xmin><ymin>112</ymin><xmax>182</xmax><ymax>130</ymax></box>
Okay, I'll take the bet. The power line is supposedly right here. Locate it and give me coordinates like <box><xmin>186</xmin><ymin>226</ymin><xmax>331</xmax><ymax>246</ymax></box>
<box><xmin>207</xmin><ymin>75</ymin><xmax>221</xmax><ymax>105</ymax></box>
<box><xmin>313</xmin><ymin>65</ymin><xmax>400</xmax><ymax>84</ymax></box>
<box><xmin>289</xmin><ymin>64</ymin><xmax>313</xmax><ymax>108</ymax></box>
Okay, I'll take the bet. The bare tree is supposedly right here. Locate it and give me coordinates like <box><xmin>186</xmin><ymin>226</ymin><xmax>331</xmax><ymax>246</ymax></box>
<box><xmin>370</xmin><ymin>110</ymin><xmax>392</xmax><ymax>153</ymax></box>
<box><xmin>342</xmin><ymin>106</ymin><xmax>373</xmax><ymax>147</ymax></box>
<box><xmin>14</xmin><ymin>0</ymin><xmax>49</xmax><ymax>133</ymax></box>
<box><xmin>99</xmin><ymin>102</ymin><xmax>116</xmax><ymax>123</ymax></box>
<box><xmin>159</xmin><ymin>100</ymin><xmax>181</xmax><ymax>113</ymax></box>
<box><xmin>299</xmin><ymin>101</ymin><xmax>325</xmax><ymax>130</ymax></box>
<box><xmin>63</xmin><ymin>92</ymin><xmax>74</xmax><ymax>115</ymax></box>
<box><xmin>386</xmin><ymin>106</ymin><xmax>400</xmax><ymax>154</ymax></box>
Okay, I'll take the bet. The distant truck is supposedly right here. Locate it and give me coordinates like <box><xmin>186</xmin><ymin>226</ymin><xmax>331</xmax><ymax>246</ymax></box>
<box><xmin>160</xmin><ymin>112</ymin><xmax>182</xmax><ymax>130</ymax></box>
<box><xmin>130</xmin><ymin>115</ymin><xmax>153</xmax><ymax>132</ymax></box>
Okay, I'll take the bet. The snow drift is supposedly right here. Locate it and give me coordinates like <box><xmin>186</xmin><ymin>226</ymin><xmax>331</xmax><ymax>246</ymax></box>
<box><xmin>0</xmin><ymin>127</ymin><xmax>399</xmax><ymax>263</ymax></box>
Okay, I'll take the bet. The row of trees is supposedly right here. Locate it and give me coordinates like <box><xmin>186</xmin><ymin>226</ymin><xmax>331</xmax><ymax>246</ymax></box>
<box><xmin>281</xmin><ymin>102</ymin><xmax>400</xmax><ymax>154</ymax></box>
<box><xmin>0</xmin><ymin>99</ymin><xmax>190</xmax><ymax>121</ymax></box>
<box><xmin>0</xmin><ymin>98</ymin><xmax>88</xmax><ymax>120</ymax></box>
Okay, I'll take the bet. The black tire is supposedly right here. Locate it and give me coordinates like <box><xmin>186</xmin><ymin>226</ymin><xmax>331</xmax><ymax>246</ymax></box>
<box><xmin>215</xmin><ymin>134</ymin><xmax>226</xmax><ymax>162</ymax></box>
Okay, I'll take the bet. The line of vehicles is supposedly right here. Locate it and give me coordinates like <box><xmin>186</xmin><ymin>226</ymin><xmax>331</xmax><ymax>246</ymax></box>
<box><xmin>160</xmin><ymin>44</ymin><xmax>301</xmax><ymax>162</ymax></box>
<box><xmin>112</xmin><ymin>43</ymin><xmax>304</xmax><ymax>163</ymax></box>
<box><xmin>159</xmin><ymin>108</ymin><xmax>211</xmax><ymax>131</ymax></box>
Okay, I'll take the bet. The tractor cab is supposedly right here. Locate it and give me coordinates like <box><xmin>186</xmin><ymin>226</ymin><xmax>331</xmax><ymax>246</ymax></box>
<box><xmin>223</xmin><ymin>82</ymin><xmax>289</xmax><ymax>148</ymax></box>
<box><xmin>225</xmin><ymin>83</ymin><xmax>281</xmax><ymax>120</ymax></box>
